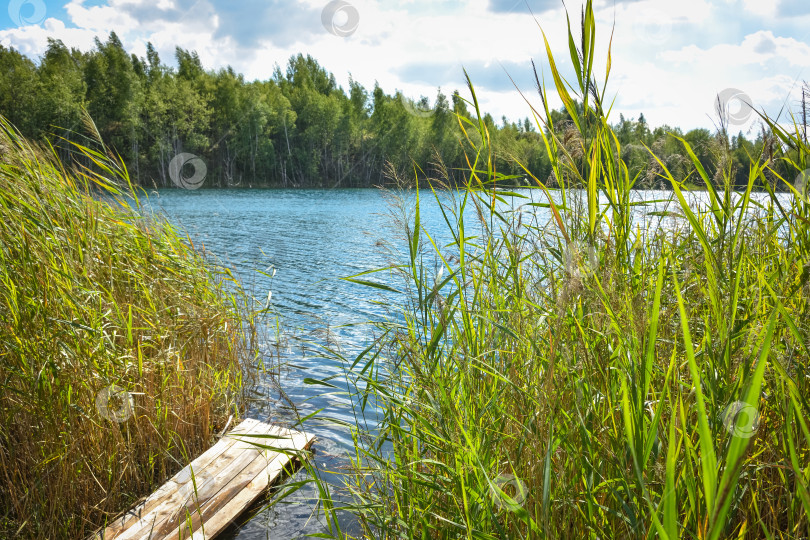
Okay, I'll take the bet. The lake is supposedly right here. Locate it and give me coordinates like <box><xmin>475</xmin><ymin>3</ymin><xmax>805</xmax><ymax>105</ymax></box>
<box><xmin>144</xmin><ymin>186</ymin><xmax>775</xmax><ymax>537</ymax></box>
<box><xmin>147</xmin><ymin>188</ymin><xmax>484</xmax><ymax>538</ymax></box>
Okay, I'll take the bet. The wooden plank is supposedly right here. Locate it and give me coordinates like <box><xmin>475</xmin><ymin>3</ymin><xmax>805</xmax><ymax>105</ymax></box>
<box><xmin>181</xmin><ymin>428</ymin><xmax>315</xmax><ymax>539</ymax></box>
<box><xmin>104</xmin><ymin>422</ymin><xmax>272</xmax><ymax>540</ymax></box>
<box><xmin>90</xmin><ymin>419</ymin><xmax>314</xmax><ymax>540</ymax></box>
<box><xmin>113</xmin><ymin>421</ymin><xmax>277</xmax><ymax>540</ymax></box>
<box><xmin>188</xmin><ymin>432</ymin><xmax>315</xmax><ymax>539</ymax></box>
<box><xmin>94</xmin><ymin>418</ymin><xmax>262</xmax><ymax>540</ymax></box>
<box><xmin>138</xmin><ymin>425</ymin><xmax>290</xmax><ymax>539</ymax></box>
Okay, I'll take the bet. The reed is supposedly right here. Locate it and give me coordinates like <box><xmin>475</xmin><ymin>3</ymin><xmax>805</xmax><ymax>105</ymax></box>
<box><xmin>0</xmin><ymin>116</ymin><xmax>257</xmax><ymax>538</ymax></box>
<box><xmin>313</xmin><ymin>2</ymin><xmax>810</xmax><ymax>537</ymax></box>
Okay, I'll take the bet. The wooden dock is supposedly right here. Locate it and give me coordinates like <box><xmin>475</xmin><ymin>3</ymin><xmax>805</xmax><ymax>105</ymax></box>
<box><xmin>92</xmin><ymin>418</ymin><xmax>315</xmax><ymax>540</ymax></box>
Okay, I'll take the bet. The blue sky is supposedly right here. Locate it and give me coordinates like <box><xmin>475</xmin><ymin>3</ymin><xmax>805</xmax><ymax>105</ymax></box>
<box><xmin>2</xmin><ymin>0</ymin><xmax>809</xmax><ymax>133</ymax></box>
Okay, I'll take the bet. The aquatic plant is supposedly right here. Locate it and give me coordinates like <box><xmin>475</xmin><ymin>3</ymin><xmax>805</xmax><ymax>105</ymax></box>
<box><xmin>312</xmin><ymin>2</ymin><xmax>810</xmax><ymax>537</ymax></box>
<box><xmin>0</xmin><ymin>116</ymin><xmax>257</xmax><ymax>538</ymax></box>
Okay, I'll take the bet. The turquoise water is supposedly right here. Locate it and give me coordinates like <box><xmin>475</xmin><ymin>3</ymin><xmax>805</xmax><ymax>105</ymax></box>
<box><xmin>145</xmin><ymin>188</ymin><xmax>489</xmax><ymax>538</ymax></box>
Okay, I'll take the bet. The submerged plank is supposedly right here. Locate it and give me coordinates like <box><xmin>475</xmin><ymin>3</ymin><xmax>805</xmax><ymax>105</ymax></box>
<box><xmin>91</xmin><ymin>419</ymin><xmax>314</xmax><ymax>540</ymax></box>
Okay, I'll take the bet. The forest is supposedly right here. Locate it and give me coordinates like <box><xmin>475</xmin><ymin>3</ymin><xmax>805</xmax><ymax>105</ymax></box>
<box><xmin>0</xmin><ymin>32</ymin><xmax>783</xmax><ymax>189</ymax></box>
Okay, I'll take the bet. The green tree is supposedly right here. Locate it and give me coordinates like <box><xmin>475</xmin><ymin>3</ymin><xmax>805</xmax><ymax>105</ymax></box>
<box><xmin>36</xmin><ymin>39</ymin><xmax>86</xmax><ymax>153</ymax></box>
<box><xmin>84</xmin><ymin>33</ymin><xmax>141</xmax><ymax>159</ymax></box>
<box><xmin>0</xmin><ymin>45</ymin><xmax>38</xmax><ymax>134</ymax></box>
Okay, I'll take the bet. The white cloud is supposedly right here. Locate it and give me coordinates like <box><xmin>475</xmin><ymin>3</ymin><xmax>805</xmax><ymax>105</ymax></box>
<box><xmin>64</xmin><ymin>0</ymin><xmax>138</xmax><ymax>33</ymax></box>
<box><xmin>740</xmin><ymin>0</ymin><xmax>777</xmax><ymax>18</ymax></box>
<box><xmin>0</xmin><ymin>0</ymin><xmax>807</xmax><ymax>131</ymax></box>
<box><xmin>663</xmin><ymin>31</ymin><xmax>810</xmax><ymax>68</ymax></box>
<box><xmin>0</xmin><ymin>18</ymin><xmax>98</xmax><ymax>57</ymax></box>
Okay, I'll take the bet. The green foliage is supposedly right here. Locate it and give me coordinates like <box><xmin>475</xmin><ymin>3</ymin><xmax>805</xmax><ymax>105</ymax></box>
<box><xmin>0</xmin><ymin>45</ymin><xmax>38</xmax><ymax>135</ymax></box>
<box><xmin>304</xmin><ymin>2</ymin><xmax>810</xmax><ymax>538</ymax></box>
<box><xmin>0</xmin><ymin>117</ymin><xmax>257</xmax><ymax>538</ymax></box>
<box><xmin>1</xmin><ymin>38</ymin><xmax>778</xmax><ymax>190</ymax></box>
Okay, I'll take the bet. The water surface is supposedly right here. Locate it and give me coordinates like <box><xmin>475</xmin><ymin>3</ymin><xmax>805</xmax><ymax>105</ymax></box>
<box><xmin>146</xmin><ymin>187</ymin><xmax>777</xmax><ymax>537</ymax></box>
<box><xmin>147</xmin><ymin>188</ymin><xmax>467</xmax><ymax>538</ymax></box>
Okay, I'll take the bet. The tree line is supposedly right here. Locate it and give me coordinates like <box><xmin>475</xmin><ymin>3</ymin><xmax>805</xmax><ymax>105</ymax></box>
<box><xmin>0</xmin><ymin>32</ymin><xmax>788</xmax><ymax>189</ymax></box>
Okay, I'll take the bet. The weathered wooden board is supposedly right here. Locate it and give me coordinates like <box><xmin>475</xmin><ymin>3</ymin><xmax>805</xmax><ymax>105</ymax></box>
<box><xmin>91</xmin><ymin>419</ymin><xmax>315</xmax><ymax>540</ymax></box>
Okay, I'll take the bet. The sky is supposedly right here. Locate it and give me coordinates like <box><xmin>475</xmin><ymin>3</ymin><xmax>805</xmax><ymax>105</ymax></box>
<box><xmin>1</xmin><ymin>0</ymin><xmax>809</xmax><ymax>134</ymax></box>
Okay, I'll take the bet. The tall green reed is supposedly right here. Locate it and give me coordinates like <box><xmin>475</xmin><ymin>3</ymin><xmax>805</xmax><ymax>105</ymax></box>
<box><xmin>0</xmin><ymin>115</ymin><xmax>258</xmax><ymax>538</ymax></box>
<box><xmin>308</xmin><ymin>2</ymin><xmax>810</xmax><ymax>538</ymax></box>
